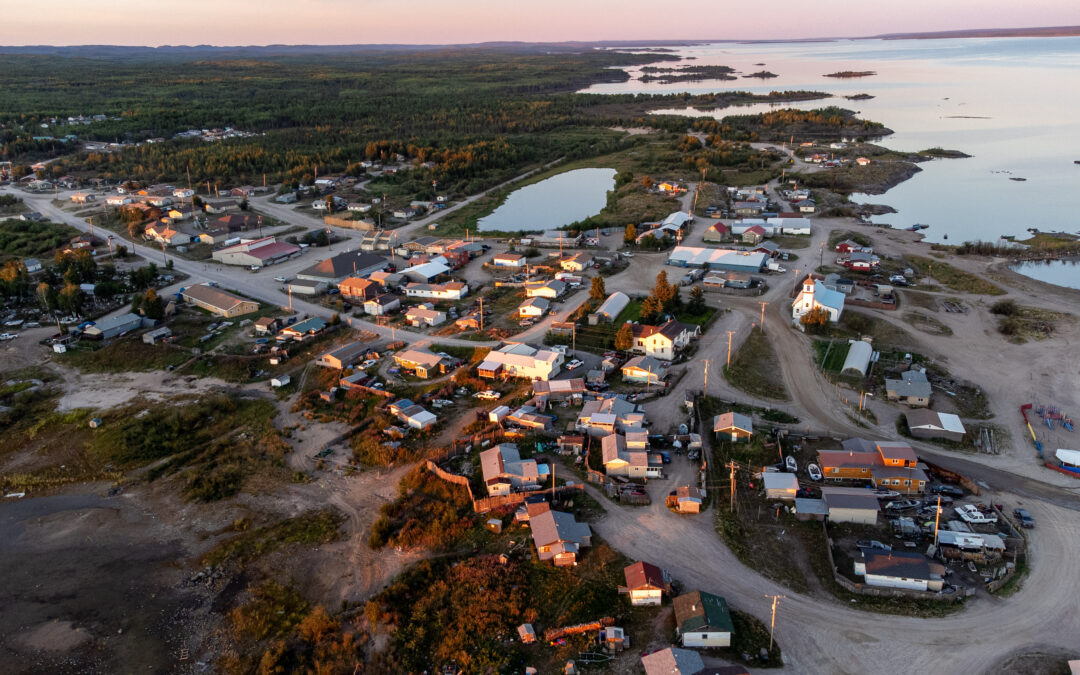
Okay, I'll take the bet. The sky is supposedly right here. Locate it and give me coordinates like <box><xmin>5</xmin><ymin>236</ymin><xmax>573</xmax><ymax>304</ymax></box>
<box><xmin>1</xmin><ymin>0</ymin><xmax>1078</xmax><ymax>46</ymax></box>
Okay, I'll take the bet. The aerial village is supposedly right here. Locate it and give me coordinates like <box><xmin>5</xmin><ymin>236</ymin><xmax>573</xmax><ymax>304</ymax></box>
<box><xmin>0</xmin><ymin>135</ymin><xmax>1073</xmax><ymax>674</ymax></box>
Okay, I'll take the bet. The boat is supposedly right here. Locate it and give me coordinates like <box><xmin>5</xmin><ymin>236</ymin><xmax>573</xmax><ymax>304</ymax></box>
<box><xmin>871</xmin><ymin>488</ymin><xmax>901</xmax><ymax>499</ymax></box>
<box><xmin>807</xmin><ymin>463</ymin><xmax>822</xmax><ymax>481</ymax></box>
<box><xmin>785</xmin><ymin>455</ymin><xmax>798</xmax><ymax>473</ymax></box>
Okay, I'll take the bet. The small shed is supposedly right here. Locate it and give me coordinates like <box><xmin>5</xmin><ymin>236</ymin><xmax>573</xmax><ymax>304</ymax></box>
<box><xmin>841</xmin><ymin>339</ymin><xmax>874</xmax><ymax>377</ymax></box>
<box><xmin>713</xmin><ymin>411</ymin><xmax>753</xmax><ymax>442</ymax></box>
<box><xmin>486</xmin><ymin>518</ymin><xmax>503</xmax><ymax>534</ymax></box>
<box><xmin>518</xmin><ymin>624</ymin><xmax>537</xmax><ymax>644</ymax></box>
<box><xmin>794</xmin><ymin>497</ymin><xmax>828</xmax><ymax>521</ymax></box>
<box><xmin>271</xmin><ymin>375</ymin><xmax>291</xmax><ymax>388</ymax></box>
<box><xmin>489</xmin><ymin>405</ymin><xmax>510</xmax><ymax>424</ymax></box>
<box><xmin>763</xmin><ymin>472</ymin><xmax>799</xmax><ymax>500</ymax></box>
<box><xmin>88</xmin><ymin>417</ymin><xmax>104</xmax><ymax>429</ymax></box>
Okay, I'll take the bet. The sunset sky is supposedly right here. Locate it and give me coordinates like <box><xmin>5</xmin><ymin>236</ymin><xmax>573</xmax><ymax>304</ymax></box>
<box><xmin>1</xmin><ymin>0</ymin><xmax>1078</xmax><ymax>46</ymax></box>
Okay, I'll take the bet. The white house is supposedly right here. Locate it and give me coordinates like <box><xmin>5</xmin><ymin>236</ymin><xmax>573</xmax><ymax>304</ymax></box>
<box><xmin>630</xmin><ymin>319</ymin><xmax>698</xmax><ymax>361</ymax></box>
<box><xmin>363</xmin><ymin>293</ymin><xmax>400</xmax><ymax>316</ymax></box>
<box><xmin>854</xmin><ymin>549</ymin><xmax>943</xmax><ymax>592</ymax></box>
<box><xmin>524</xmin><ymin>279</ymin><xmax>566</xmax><ymax>299</ymax></box>
<box><xmin>623</xmin><ymin>561</ymin><xmax>669</xmax><ymax>607</ymax></box>
<box><xmin>621</xmin><ymin>355</ymin><xmax>666</xmax><ymax>385</ymax></box>
<box><xmin>405</xmin><ymin>306</ymin><xmax>446</xmax><ymax>327</ymax></box>
<box><xmin>518</xmin><ymin>296</ymin><xmax>550</xmax><ymax>318</ymax></box>
<box><xmin>792</xmin><ymin>277</ymin><xmax>845</xmax><ymax>323</ymax></box>
<box><xmin>477</xmin><ymin>343</ymin><xmax>563</xmax><ymax>381</ymax></box>
<box><xmin>673</xmin><ymin>590</ymin><xmax>734</xmax><ymax>648</ymax></box>
<box><xmin>492</xmin><ymin>252</ymin><xmax>526</xmax><ymax>268</ymax></box>
<box><xmin>403</xmin><ymin>281</ymin><xmax>468</xmax><ymax>301</ymax></box>
<box><xmin>601</xmin><ymin>433</ymin><xmax>648</xmax><ymax>479</ymax></box>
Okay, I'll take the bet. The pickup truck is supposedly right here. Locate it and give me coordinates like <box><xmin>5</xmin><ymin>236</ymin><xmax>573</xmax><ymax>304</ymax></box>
<box><xmin>955</xmin><ymin>504</ymin><xmax>998</xmax><ymax>524</ymax></box>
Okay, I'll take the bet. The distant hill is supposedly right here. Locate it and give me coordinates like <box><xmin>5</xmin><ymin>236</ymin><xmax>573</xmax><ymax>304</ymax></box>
<box><xmin>873</xmin><ymin>26</ymin><xmax>1080</xmax><ymax>40</ymax></box>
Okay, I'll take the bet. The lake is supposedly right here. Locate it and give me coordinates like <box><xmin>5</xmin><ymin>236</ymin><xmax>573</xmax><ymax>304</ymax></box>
<box><xmin>1012</xmin><ymin>258</ymin><xmax>1080</xmax><ymax>290</ymax></box>
<box><xmin>476</xmin><ymin>168</ymin><xmax>616</xmax><ymax>232</ymax></box>
<box><xmin>583</xmin><ymin>37</ymin><xmax>1080</xmax><ymax>244</ymax></box>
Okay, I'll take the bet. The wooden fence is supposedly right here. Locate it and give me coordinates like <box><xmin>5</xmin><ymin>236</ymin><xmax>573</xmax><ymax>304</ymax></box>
<box><xmin>424</xmin><ymin>458</ymin><xmax>583</xmax><ymax>514</ymax></box>
<box><xmin>823</xmin><ymin>528</ymin><xmax>970</xmax><ymax>601</ymax></box>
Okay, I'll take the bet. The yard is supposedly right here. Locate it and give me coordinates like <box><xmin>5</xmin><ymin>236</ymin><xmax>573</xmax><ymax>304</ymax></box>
<box><xmin>905</xmin><ymin>255</ymin><xmax>1005</xmax><ymax>296</ymax></box>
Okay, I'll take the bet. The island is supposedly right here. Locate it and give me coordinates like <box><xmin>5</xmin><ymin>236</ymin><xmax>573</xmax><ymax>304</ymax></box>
<box><xmin>825</xmin><ymin>70</ymin><xmax>877</xmax><ymax>78</ymax></box>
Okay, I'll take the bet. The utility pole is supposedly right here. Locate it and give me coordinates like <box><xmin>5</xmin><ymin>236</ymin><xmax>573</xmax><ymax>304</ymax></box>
<box><xmin>479</xmin><ymin>296</ymin><xmax>484</xmax><ymax>331</ymax></box>
<box><xmin>160</xmin><ymin>241</ymin><xmax>167</xmax><ymax>265</ymax></box>
<box><xmin>766</xmin><ymin>594</ymin><xmax>786</xmax><ymax>653</ymax></box>
<box><xmin>819</xmin><ymin>242</ymin><xmax>824</xmax><ymax>270</ymax></box>
<box><xmin>88</xmin><ymin>216</ymin><xmax>93</xmax><ymax>238</ymax></box>
<box><xmin>572</xmin><ymin>323</ymin><xmax>576</xmax><ymax>354</ymax></box>
<box><xmin>759</xmin><ymin>301</ymin><xmax>768</xmax><ymax>333</ymax></box>
<box><xmin>288</xmin><ymin>286</ymin><xmax>293</xmax><ymax>312</ymax></box>
<box><xmin>703</xmin><ymin>359</ymin><xmax>709</xmax><ymax>395</ymax></box>
<box><xmin>726</xmin><ymin>330</ymin><xmax>735</xmax><ymax>367</ymax></box>
<box><xmin>727</xmin><ymin>461</ymin><xmax>737</xmax><ymax>510</ymax></box>
<box><xmin>933</xmin><ymin>495</ymin><xmax>942</xmax><ymax>546</ymax></box>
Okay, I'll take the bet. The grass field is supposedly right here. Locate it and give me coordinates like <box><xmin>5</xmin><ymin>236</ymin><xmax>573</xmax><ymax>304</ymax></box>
<box><xmin>723</xmin><ymin>327</ymin><xmax>789</xmax><ymax>401</ymax></box>
<box><xmin>906</xmin><ymin>255</ymin><xmax>1005</xmax><ymax>296</ymax></box>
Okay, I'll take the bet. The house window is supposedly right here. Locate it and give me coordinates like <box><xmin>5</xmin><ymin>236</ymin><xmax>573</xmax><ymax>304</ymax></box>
<box><xmin>904</xmin><ymin>480</ymin><xmax>911</xmax><ymax>486</ymax></box>
<box><xmin>832</xmin><ymin>468</ymin><xmax>838</xmax><ymax>474</ymax></box>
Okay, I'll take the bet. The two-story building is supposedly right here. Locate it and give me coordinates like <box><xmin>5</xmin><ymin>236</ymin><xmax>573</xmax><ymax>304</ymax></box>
<box><xmin>630</xmin><ymin>319</ymin><xmax>698</xmax><ymax>361</ymax></box>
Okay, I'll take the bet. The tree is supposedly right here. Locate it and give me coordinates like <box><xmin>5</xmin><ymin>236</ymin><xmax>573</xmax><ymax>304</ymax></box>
<box><xmin>57</xmin><ymin>282</ymin><xmax>84</xmax><ymax>314</ymax></box>
<box><xmin>623</xmin><ymin>223</ymin><xmax>637</xmax><ymax>245</ymax></box>
<box><xmin>614</xmin><ymin>322</ymin><xmax>634</xmax><ymax>352</ymax></box>
<box><xmin>640</xmin><ymin>295</ymin><xmax>663</xmax><ymax>324</ymax></box>
<box><xmin>127</xmin><ymin>219</ymin><xmax>143</xmax><ymax>244</ymax></box>
<box><xmin>0</xmin><ymin>260</ymin><xmax>28</xmax><ymax>299</ymax></box>
<box><xmin>652</xmin><ymin>270</ymin><xmax>679</xmax><ymax>312</ymax></box>
<box><xmin>36</xmin><ymin>281</ymin><xmax>57</xmax><ymax>311</ymax></box>
<box><xmin>589</xmin><ymin>276</ymin><xmax>606</xmax><ymax>302</ymax></box>
<box><xmin>139</xmin><ymin>288</ymin><xmax>165</xmax><ymax>320</ymax></box>
<box><xmin>688</xmin><ymin>285</ymin><xmax>706</xmax><ymax>315</ymax></box>
<box><xmin>641</xmin><ymin>175</ymin><xmax>654</xmax><ymax>190</ymax></box>
<box><xmin>800</xmin><ymin>307</ymin><xmax>831</xmax><ymax>331</ymax></box>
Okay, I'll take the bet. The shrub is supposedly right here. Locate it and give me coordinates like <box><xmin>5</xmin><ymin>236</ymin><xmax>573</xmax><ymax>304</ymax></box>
<box><xmin>990</xmin><ymin>299</ymin><xmax>1018</xmax><ymax>316</ymax></box>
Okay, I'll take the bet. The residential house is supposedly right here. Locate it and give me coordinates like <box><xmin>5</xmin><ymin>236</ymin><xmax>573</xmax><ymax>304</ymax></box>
<box><xmin>211</xmin><ymin>237</ymin><xmax>301</xmax><ymax>267</ymax></box>
<box><xmin>492</xmin><ymin>252</ymin><xmax>526</xmax><ymax>268</ymax></box>
<box><xmin>703</xmin><ymin>222</ymin><xmax>732</xmax><ymax>243</ymax></box>
<box><xmin>670</xmin><ymin>485</ymin><xmax>704</xmax><ymax>513</ymax></box>
<box><xmin>479</xmin><ymin>443</ymin><xmax>541</xmax><ymax>496</ymax></box>
<box><xmin>560</xmin><ymin>252</ymin><xmax>592</xmax><ymax>272</ymax></box>
<box><xmin>296</xmin><ymin>251</ymin><xmax>388</xmax><ymax>286</ymax></box>
<box><xmin>823</xmin><ymin>273</ymin><xmax>855</xmax><ymax>295</ymax></box>
<box><xmin>279</xmin><ymin>316</ymin><xmax>327</xmax><ymax>340</ymax></box>
<box><xmin>106</xmin><ymin>195</ymin><xmax>132</xmax><ymax>206</ymax></box>
<box><xmin>532</xmin><ymin>378</ymin><xmax>586</xmax><ymax>399</ymax></box>
<box><xmin>821</xmin><ymin>487</ymin><xmax>879</xmax><ymax>525</ymax></box>
<box><xmin>741</xmin><ymin>224</ymin><xmax>767</xmax><ymax>245</ymax></box>
<box><xmin>841</xmin><ymin>250</ymin><xmax>881</xmax><ymax>271</ymax></box>
<box><xmin>621</xmin><ymin>355</ymin><xmax>667</xmax><ymax>385</ymax></box>
<box><xmin>145</xmin><ymin>224</ymin><xmax>189</xmax><ymax>247</ymax></box>
<box><xmin>477</xmin><ymin>343</ymin><xmax>563</xmax><ymax>381</ymax></box>
<box><xmin>818</xmin><ymin>441</ymin><xmax>927</xmax><ymax>494</ymax></box>
<box><xmin>673</xmin><ymin>590</ymin><xmax>734</xmax><ymax>648</ymax></box>
<box><xmin>906</xmin><ymin>409</ymin><xmax>966</xmax><ymax>442</ymax></box>
<box><xmin>393</xmin><ymin>348</ymin><xmax>448</xmax><ymax>379</ymax></box>
<box><xmin>792</xmin><ymin>276</ymin><xmax>845</xmax><ymax>323</ymax></box>
<box><xmin>214</xmin><ymin>213</ymin><xmax>261</xmax><ymax>231</ymax></box>
<box><xmin>854</xmin><ymin>549</ymin><xmax>944</xmax><ymax>592</ymax></box>
<box><xmin>518</xmin><ymin>296</ymin><xmax>550</xmax><ymax>318</ymax></box>
<box><xmin>405</xmin><ymin>306</ymin><xmax>446</xmax><ymax>327</ymax></box>
<box><xmin>142</xmin><ymin>326</ymin><xmax>172</xmax><ymax>345</ymax></box>
<box><xmin>630</xmin><ymin>319</ymin><xmax>698</xmax><ymax>361</ymax></box>
<box><xmin>524</xmin><ymin>279</ymin><xmax>566</xmax><ymax>299</ymax></box>
<box><xmin>203</xmin><ymin>199</ymin><xmax>238</xmax><ymax>214</ymax></box>
<box><xmin>316</xmin><ymin>341</ymin><xmax>368</xmax><ymax>370</ymax></box>
<box><xmin>286</xmin><ymin>279</ymin><xmax>327</xmax><ymax>296</ymax></box>
<box><xmin>622</xmin><ymin>561</ymin><xmax>670</xmax><ymax>606</ymax></box>
<box><xmin>389</xmin><ymin>399</ymin><xmax>437</xmax><ymax>430</ymax></box>
<box><xmin>172</xmin><ymin>188</ymin><xmax>194</xmax><ymax>200</ymax></box>
<box><xmin>641</xmin><ymin>648</ymin><xmax>706</xmax><ymax>675</ymax></box>
<box><xmin>24</xmin><ymin>258</ymin><xmax>43</xmax><ymax>274</ymax></box>
<box><xmin>368</xmin><ymin>270</ymin><xmax>404</xmax><ymax>290</ymax></box>
<box><xmin>834</xmin><ymin>240</ymin><xmax>870</xmax><ymax>254</ymax></box>
<box><xmin>529</xmin><ymin>503</ymin><xmax>592</xmax><ymax>566</ymax></box>
<box><xmin>795</xmin><ymin>199</ymin><xmax>816</xmax><ymax>213</ymax></box>
<box><xmin>338</xmin><ymin>277</ymin><xmax>380</xmax><ymax>301</ymax></box>
<box><xmin>531</xmin><ymin>230</ymin><xmax>583</xmax><ymax>248</ymax></box>
<box><xmin>713</xmin><ymin>411</ymin><xmax>753</xmax><ymax>441</ymax></box>
<box><xmin>253</xmin><ymin>316</ymin><xmax>281</xmax><ymax>335</ymax></box>
<box><xmin>403</xmin><ymin>281</ymin><xmax>469</xmax><ymax>301</ymax></box>
<box><xmin>363</xmin><ymin>293</ymin><xmax>400</xmax><ymax>316</ymax></box>
<box><xmin>576</xmin><ymin>396</ymin><xmax>646</xmax><ymax>436</ymax></box>
<box><xmin>70</xmin><ymin>192</ymin><xmax>96</xmax><ymax>204</ymax></box>
<box><xmin>763</xmin><ymin>472</ymin><xmax>799</xmax><ymax>500</ymax></box>
<box><xmin>602</xmin><ymin>433</ymin><xmax>648</xmax><ymax>479</ymax></box>
<box><xmin>885</xmin><ymin>370</ymin><xmax>932</xmax><ymax>407</ymax></box>
<box><xmin>752</xmin><ymin>240</ymin><xmax>781</xmax><ymax>257</ymax></box>
<box><xmin>180</xmin><ymin>284</ymin><xmax>259</xmax><ymax>318</ymax></box>
<box><xmin>167</xmin><ymin>206</ymin><xmax>194</xmax><ymax>221</ymax></box>
<box><xmin>734</xmin><ymin>201</ymin><xmax>765</xmax><ymax>217</ymax></box>
<box><xmin>505</xmin><ymin>405</ymin><xmax>554</xmax><ymax>431</ymax></box>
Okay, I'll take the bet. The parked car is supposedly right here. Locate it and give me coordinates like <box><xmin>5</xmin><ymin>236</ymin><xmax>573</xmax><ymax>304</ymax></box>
<box><xmin>1013</xmin><ymin>508</ymin><xmax>1035</xmax><ymax>528</ymax></box>
<box><xmin>274</xmin><ymin>276</ymin><xmax>289</xmax><ymax>283</ymax></box>
<box><xmin>930</xmin><ymin>484</ymin><xmax>965</xmax><ymax>498</ymax></box>
<box><xmin>474</xmin><ymin>390</ymin><xmax>500</xmax><ymax>400</ymax></box>
<box><xmin>807</xmin><ymin>464</ymin><xmax>822</xmax><ymax>481</ymax></box>
<box><xmin>0</xmin><ymin>333</ymin><xmax>17</xmax><ymax>341</ymax></box>
<box><xmin>885</xmin><ymin>499</ymin><xmax>921</xmax><ymax>512</ymax></box>
<box><xmin>359</xmin><ymin>359</ymin><xmax>378</xmax><ymax>370</ymax></box>
<box><xmin>565</xmin><ymin>359</ymin><xmax>584</xmax><ymax>370</ymax></box>
<box><xmin>955</xmin><ymin>504</ymin><xmax>998</xmax><ymax>524</ymax></box>
<box><xmin>856</xmin><ymin>540</ymin><xmax>892</xmax><ymax>551</ymax></box>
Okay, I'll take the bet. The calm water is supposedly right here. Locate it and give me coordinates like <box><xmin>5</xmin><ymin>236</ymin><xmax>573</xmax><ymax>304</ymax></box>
<box><xmin>583</xmin><ymin>37</ymin><xmax>1080</xmax><ymax>244</ymax></box>
<box><xmin>477</xmin><ymin>168</ymin><xmax>615</xmax><ymax>232</ymax></box>
<box><xmin>1012</xmin><ymin>258</ymin><xmax>1080</xmax><ymax>290</ymax></box>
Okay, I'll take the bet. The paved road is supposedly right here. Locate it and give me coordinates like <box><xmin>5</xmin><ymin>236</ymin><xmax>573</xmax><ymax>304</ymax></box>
<box><xmin>3</xmin><ymin>187</ymin><xmax>494</xmax><ymax>349</ymax></box>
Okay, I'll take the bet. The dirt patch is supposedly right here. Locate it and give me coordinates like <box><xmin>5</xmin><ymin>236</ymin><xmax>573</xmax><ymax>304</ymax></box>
<box><xmin>986</xmin><ymin>645</ymin><xmax>1077</xmax><ymax>675</ymax></box>
<box><xmin>14</xmin><ymin>620</ymin><xmax>91</xmax><ymax>652</ymax></box>
<box><xmin>56</xmin><ymin>371</ymin><xmax>230</xmax><ymax>412</ymax></box>
<box><xmin>904</xmin><ymin>311</ymin><xmax>953</xmax><ymax>336</ymax></box>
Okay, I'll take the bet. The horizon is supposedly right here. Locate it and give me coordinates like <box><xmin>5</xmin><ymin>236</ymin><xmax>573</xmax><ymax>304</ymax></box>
<box><xmin>1</xmin><ymin>0</ymin><xmax>1079</xmax><ymax>48</ymax></box>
